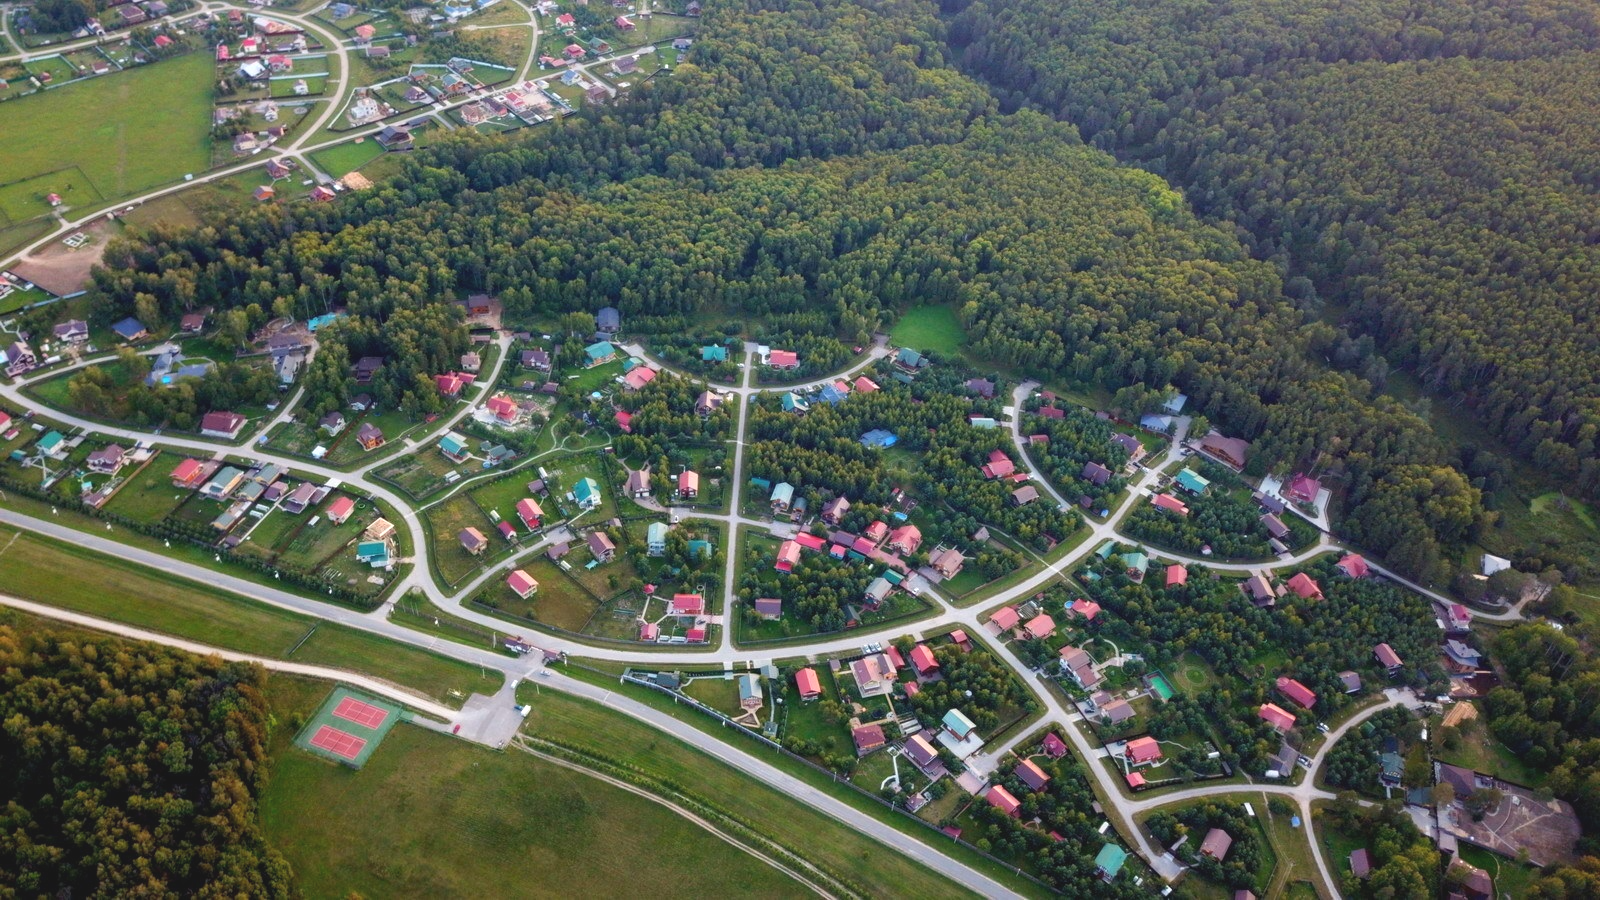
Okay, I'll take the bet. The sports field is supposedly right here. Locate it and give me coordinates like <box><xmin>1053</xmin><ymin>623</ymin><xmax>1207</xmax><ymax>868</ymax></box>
<box><xmin>0</xmin><ymin>52</ymin><xmax>213</xmax><ymax>224</ymax></box>
<box><xmin>294</xmin><ymin>686</ymin><xmax>403</xmax><ymax>767</ymax></box>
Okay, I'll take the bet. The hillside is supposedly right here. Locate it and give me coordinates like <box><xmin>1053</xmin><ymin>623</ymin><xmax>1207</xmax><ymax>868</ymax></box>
<box><xmin>947</xmin><ymin>0</ymin><xmax>1600</xmax><ymax>504</ymax></box>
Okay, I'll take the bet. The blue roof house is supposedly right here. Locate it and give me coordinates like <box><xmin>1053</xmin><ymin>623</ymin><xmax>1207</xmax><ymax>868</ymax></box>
<box><xmin>111</xmin><ymin>317</ymin><xmax>148</xmax><ymax>341</ymax></box>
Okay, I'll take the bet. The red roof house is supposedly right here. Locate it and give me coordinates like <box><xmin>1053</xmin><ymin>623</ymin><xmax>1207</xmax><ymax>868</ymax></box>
<box><xmin>775</xmin><ymin>539</ymin><xmax>801</xmax><ymax>573</ymax></box>
<box><xmin>669</xmin><ymin>593</ymin><xmax>704</xmax><ymax>616</ymax></box>
<box><xmin>1015</xmin><ymin>759</ymin><xmax>1051</xmax><ymax>791</ymax></box>
<box><xmin>516</xmin><ymin>497</ymin><xmax>543</xmax><ymax>530</ymax></box>
<box><xmin>171</xmin><ymin>458</ymin><xmax>205</xmax><ymax>486</ymax></box>
<box><xmin>507</xmin><ymin>569</ymin><xmax>538</xmax><ymax>598</ymax></box>
<box><xmin>985</xmin><ymin>785</ymin><xmax>1021</xmax><ymax>817</ymax></box>
<box><xmin>768</xmin><ymin>349</ymin><xmax>798</xmax><ymax>368</ymax></box>
<box><xmin>1286</xmin><ymin>572</ymin><xmax>1323</xmax><ymax>600</ymax></box>
<box><xmin>1042</xmin><ymin>733</ymin><xmax>1067</xmax><ymax>758</ymax></box>
<box><xmin>1276</xmin><ymin>676</ymin><xmax>1317</xmax><ymax>709</ymax></box>
<box><xmin>1023</xmin><ymin>613</ymin><xmax>1055</xmax><ymax>640</ymax></box>
<box><xmin>614</xmin><ymin>409</ymin><xmax>633</xmax><ymax>432</ymax></box>
<box><xmin>1259</xmin><ymin>703</ymin><xmax>1297</xmax><ymax>732</ymax></box>
<box><xmin>989</xmin><ymin>605</ymin><xmax>1020</xmax><ymax>632</ymax></box>
<box><xmin>1335</xmin><ymin>554</ymin><xmax>1370</xmax><ymax>578</ymax></box>
<box><xmin>909</xmin><ymin>644</ymin><xmax>939</xmax><ymax>675</ymax></box>
<box><xmin>1124</xmin><ymin>736</ymin><xmax>1162</xmax><ymax>764</ymax></box>
<box><xmin>1374</xmin><ymin>643</ymin><xmax>1403</xmax><ymax>671</ymax></box>
<box><xmin>854</xmin><ymin>376</ymin><xmax>879</xmax><ymax>393</ymax></box>
<box><xmin>686</xmin><ymin>626</ymin><xmax>707</xmax><ymax>643</ymax></box>
<box><xmin>795</xmin><ymin>667</ymin><xmax>821</xmax><ymax>700</ymax></box>
<box><xmin>1152</xmin><ymin>492</ymin><xmax>1190</xmax><ymax>516</ymax></box>
<box><xmin>1284</xmin><ymin>473</ymin><xmax>1320</xmax><ymax>504</ymax></box>
<box><xmin>982</xmin><ymin>450</ymin><xmax>1015</xmax><ymax>479</ymax></box>
<box><xmin>1068</xmin><ymin>600</ymin><xmax>1101</xmax><ymax>622</ymax></box>
<box><xmin>1166</xmin><ymin>564</ymin><xmax>1188</xmax><ymax>587</ymax></box>
<box><xmin>325</xmin><ymin>496</ymin><xmax>355</xmax><ymax>524</ymax></box>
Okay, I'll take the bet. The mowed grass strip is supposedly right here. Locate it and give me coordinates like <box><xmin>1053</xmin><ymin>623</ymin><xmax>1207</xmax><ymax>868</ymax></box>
<box><xmin>890</xmin><ymin>304</ymin><xmax>967</xmax><ymax>354</ymax></box>
<box><xmin>0</xmin><ymin>52</ymin><xmax>214</xmax><ymax>221</ymax></box>
<box><xmin>519</xmin><ymin>688</ymin><xmax>979</xmax><ymax>899</ymax></box>
<box><xmin>0</xmin><ymin>524</ymin><xmax>499</xmax><ymax>704</ymax></box>
<box><xmin>260</xmin><ymin>702</ymin><xmax>804</xmax><ymax>899</ymax></box>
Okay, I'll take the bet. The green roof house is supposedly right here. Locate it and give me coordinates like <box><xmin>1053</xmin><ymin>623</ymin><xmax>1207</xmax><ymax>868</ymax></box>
<box><xmin>1174</xmin><ymin>468</ymin><xmax>1211</xmax><ymax>494</ymax></box>
<box><xmin>647</xmin><ymin>521</ymin><xmax>668</xmax><ymax>555</ymax></box>
<box><xmin>584</xmin><ymin>341</ymin><xmax>616</xmax><ymax>367</ymax></box>
<box><xmin>573</xmin><ymin>476</ymin><xmax>601</xmax><ymax>510</ymax></box>
<box><xmin>439</xmin><ymin>431</ymin><xmax>468</xmax><ymax>460</ymax></box>
<box><xmin>36</xmin><ymin>431</ymin><xmax>64</xmax><ymax>457</ymax></box>
<box><xmin>1094</xmin><ymin>843</ymin><xmax>1128</xmax><ymax>881</ymax></box>
<box><xmin>943</xmin><ymin>708</ymin><xmax>977</xmax><ymax>739</ymax></box>
<box><xmin>701</xmin><ymin>344</ymin><xmax>728</xmax><ymax>362</ymax></box>
<box><xmin>1123</xmin><ymin>551</ymin><xmax>1149</xmax><ymax>581</ymax></box>
<box><xmin>357</xmin><ymin>540</ymin><xmax>390</xmax><ymax>567</ymax></box>
<box><xmin>687</xmin><ymin>538</ymin><xmax>711</xmax><ymax>558</ymax></box>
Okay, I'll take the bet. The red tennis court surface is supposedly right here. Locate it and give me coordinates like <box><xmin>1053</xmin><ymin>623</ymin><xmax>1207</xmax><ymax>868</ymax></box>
<box><xmin>333</xmin><ymin>696</ymin><xmax>391</xmax><ymax>729</ymax></box>
<box><xmin>309</xmin><ymin>725</ymin><xmax>368</xmax><ymax>761</ymax></box>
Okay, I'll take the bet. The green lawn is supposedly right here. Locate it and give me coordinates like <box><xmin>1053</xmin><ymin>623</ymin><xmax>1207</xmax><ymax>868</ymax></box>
<box><xmin>427</xmin><ymin>493</ymin><xmax>497</xmax><ymax>585</ymax></box>
<box><xmin>518</xmin><ymin>686</ymin><xmax>976</xmax><ymax>899</ymax></box>
<box><xmin>0</xmin><ymin>52</ymin><xmax>213</xmax><ymax>224</ymax></box>
<box><xmin>0</xmin><ymin>524</ymin><xmax>497</xmax><ymax>706</ymax></box>
<box><xmin>260</xmin><ymin>683</ymin><xmax>800</xmax><ymax>899</ymax></box>
<box><xmin>890</xmin><ymin>305</ymin><xmax>967</xmax><ymax>355</ymax></box>
<box><xmin>310</xmin><ymin>137</ymin><xmax>388</xmax><ymax>178</ymax></box>
<box><xmin>101</xmin><ymin>452</ymin><xmax>190</xmax><ymax>523</ymax></box>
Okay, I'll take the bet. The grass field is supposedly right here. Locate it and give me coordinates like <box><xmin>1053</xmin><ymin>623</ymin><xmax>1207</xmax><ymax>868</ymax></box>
<box><xmin>890</xmin><ymin>305</ymin><xmax>967</xmax><ymax>355</ymax></box>
<box><xmin>260</xmin><ymin>685</ymin><xmax>803</xmax><ymax>899</ymax></box>
<box><xmin>0</xmin><ymin>52</ymin><xmax>212</xmax><ymax>223</ymax></box>
<box><xmin>0</xmin><ymin>524</ymin><xmax>497</xmax><ymax>705</ymax></box>
<box><xmin>310</xmin><ymin>137</ymin><xmax>387</xmax><ymax>178</ymax></box>
<box><xmin>428</xmin><ymin>493</ymin><xmax>497</xmax><ymax>585</ymax></box>
<box><xmin>518</xmin><ymin>686</ymin><xmax>976</xmax><ymax>899</ymax></box>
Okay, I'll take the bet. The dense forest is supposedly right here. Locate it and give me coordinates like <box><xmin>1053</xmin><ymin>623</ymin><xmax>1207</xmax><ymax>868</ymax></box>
<box><xmin>947</xmin><ymin>0</ymin><xmax>1600</xmax><ymax>511</ymax></box>
<box><xmin>0</xmin><ymin>622</ymin><xmax>292</xmax><ymax>896</ymax></box>
<box><xmin>82</xmin><ymin>0</ymin><xmax>1484</xmax><ymax>580</ymax></box>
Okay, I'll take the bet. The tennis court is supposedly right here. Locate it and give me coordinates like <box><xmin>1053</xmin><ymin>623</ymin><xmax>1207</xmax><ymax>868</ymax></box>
<box><xmin>294</xmin><ymin>686</ymin><xmax>405</xmax><ymax>768</ymax></box>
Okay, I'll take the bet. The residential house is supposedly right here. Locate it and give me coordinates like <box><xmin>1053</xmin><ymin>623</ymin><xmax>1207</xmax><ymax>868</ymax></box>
<box><xmin>1022</xmin><ymin>613</ymin><xmax>1054</xmax><ymax>640</ymax></box>
<box><xmin>864</xmin><ymin>576</ymin><xmax>893</xmax><ymax>605</ymax></box>
<box><xmin>352</xmin><ymin>356</ymin><xmax>385</xmax><ymax>383</ymax></box>
<box><xmin>767</xmin><ymin>349</ymin><xmax>798</xmax><ymax>369</ymax></box>
<box><xmin>854</xmin><ymin>376</ymin><xmax>879</xmax><ymax>393</ymax></box>
<box><xmin>795</xmin><ymin>667</ymin><xmax>822</xmax><ymax>700</ymax></box>
<box><xmin>990</xmin><ymin>605</ymin><xmax>1020</xmax><ymax>632</ymax></box>
<box><xmin>1445</xmin><ymin>639</ymin><xmax>1483</xmax><ymax>672</ymax></box>
<box><xmin>200</xmin><ymin>411</ymin><xmax>246</xmax><ymax>439</ymax></box>
<box><xmin>86</xmin><ymin>444</ymin><xmax>126</xmax><ymax>474</ymax></box>
<box><xmin>1011</xmin><ymin>485</ymin><xmax>1040</xmax><ymax>506</ymax></box>
<box><xmin>1110</xmin><ymin>432</ymin><xmax>1146</xmax><ymax>465</ymax></box>
<box><xmin>1336</xmin><ymin>553</ymin><xmax>1371</xmax><ymax>579</ymax></box>
<box><xmin>852</xmin><ymin>724</ymin><xmax>886</xmax><ymax>756</ymax></box>
<box><xmin>864</xmin><ymin>520</ymin><xmax>889</xmax><ymax>545</ymax></box>
<box><xmin>1152</xmin><ymin>492</ymin><xmax>1190</xmax><ymax>516</ymax></box>
<box><xmin>459</xmin><ymin>527</ymin><xmax>488</xmax><ymax>555</ymax></box>
<box><xmin>1199</xmin><ymin>829</ymin><xmax>1233</xmax><ymax>861</ymax></box>
<box><xmin>355</xmin><ymin>423</ymin><xmax>385</xmax><ymax>451</ymax></box>
<box><xmin>521</xmin><ymin>348</ymin><xmax>551</xmax><ymax>371</ymax></box>
<box><xmin>1123</xmin><ymin>736</ymin><xmax>1162</xmax><ymax>765</ymax></box>
<box><xmin>903</xmin><ymin>733</ymin><xmax>939</xmax><ymax>769</ymax></box>
<box><xmin>623</xmin><ymin>366</ymin><xmax>657</xmax><ymax>391</ymax></box>
<box><xmin>695</xmin><ymin>390</ymin><xmax>723</xmax><ymax>416</ymax></box>
<box><xmin>820</xmin><ymin>496</ymin><xmax>849</xmax><ymax>525</ymax></box>
<box><xmin>986</xmin><ymin>785</ymin><xmax>1021</xmax><ymax>817</ymax></box>
<box><xmin>1082</xmin><ymin>461</ymin><xmax>1111</xmax><ymax>486</ymax></box>
<box><xmin>981</xmin><ymin>450</ymin><xmax>1015</xmax><ymax>479</ymax></box>
<box><xmin>1123</xmin><ymin>551</ymin><xmax>1149</xmax><ymax>582</ymax></box>
<box><xmin>584</xmin><ymin>341</ymin><xmax>616</xmax><ymax>367</ymax></box>
<box><xmin>573</xmin><ymin>477</ymin><xmax>601</xmax><ymax>510</ymax></box>
<box><xmin>781</xmin><ymin>391</ymin><xmax>808</xmax><ymax>413</ymax></box>
<box><xmin>646</xmin><ymin>521</ymin><xmax>668</xmax><ymax>555</ymax></box>
<box><xmin>1339</xmin><ymin>670</ymin><xmax>1362</xmax><ymax>694</ymax></box>
<box><xmin>1016</xmin><ymin>759</ymin><xmax>1051</xmax><ymax>791</ymax></box>
<box><xmin>1284</xmin><ymin>473</ymin><xmax>1320</xmax><ymax>504</ymax></box>
<box><xmin>1100</xmin><ymin>698</ymin><xmax>1135</xmax><ymax>724</ymax></box>
<box><xmin>596</xmin><ymin>307</ymin><xmax>620</xmax><ymax>333</ymax></box>
<box><xmin>931</xmin><ymin>547</ymin><xmax>965</xmax><ymax>579</ymax></box>
<box><xmin>1060</xmin><ymin>646</ymin><xmax>1100</xmax><ymax>689</ymax></box>
<box><xmin>1243</xmin><ymin>572</ymin><xmax>1277</xmax><ymax>607</ymax></box>
<box><xmin>850</xmin><ymin>653</ymin><xmax>896</xmax><ymax>698</ymax></box>
<box><xmin>439</xmin><ymin>431</ymin><xmax>469</xmax><ymax>462</ymax></box>
<box><xmin>943</xmin><ymin>709</ymin><xmax>977</xmax><ymax>741</ymax></box>
<box><xmin>320</xmin><ymin>411</ymin><xmax>346</xmax><ymax>435</ymax></box>
<box><xmin>507</xmin><ymin>569</ymin><xmax>538</xmax><ymax>599</ymax></box>
<box><xmin>516</xmin><ymin>498</ymin><xmax>543</xmax><ymax>531</ymax></box>
<box><xmin>625</xmin><ymin>465</ymin><xmax>652</xmax><ymax>498</ymax></box>
<box><xmin>860</xmin><ymin>428</ymin><xmax>897</xmax><ymax>448</ymax></box>
<box><xmin>280</xmin><ymin>482</ymin><xmax>319</xmax><ymax>513</ymax></box>
<box><xmin>326</xmin><ymin>496</ymin><xmax>355</xmax><ymax>524</ymax></box>
<box><xmin>1261</xmin><ymin>513</ymin><xmax>1290</xmax><ymax>539</ymax></box>
<box><xmin>1095</xmin><ymin>844</ymin><xmax>1129</xmax><ymax>882</ymax></box>
<box><xmin>3</xmin><ymin>341</ymin><xmax>36</xmax><ymax>376</ymax></box>
<box><xmin>770</xmin><ymin>481</ymin><xmax>795</xmax><ymax>511</ymax></box>
<box><xmin>1350</xmin><ymin>849</ymin><xmax>1373</xmax><ymax>880</ymax></box>
<box><xmin>1276</xmin><ymin>676</ymin><xmax>1317</xmax><ymax>709</ymax></box>
<box><xmin>965</xmin><ymin>377</ymin><xmax>996</xmax><ymax>398</ymax></box>
<box><xmin>485</xmin><ymin>395</ymin><xmax>521</xmax><ymax>424</ymax></box>
<box><xmin>614</xmin><ymin>409</ymin><xmax>633</xmax><ymax>433</ymax></box>
<box><xmin>1068</xmin><ymin>599</ymin><xmax>1102</xmax><ymax>622</ymax></box>
<box><xmin>171</xmin><ymin>458</ymin><xmax>207</xmax><ymax>488</ymax></box>
<box><xmin>1446</xmin><ymin>603</ymin><xmax>1473</xmax><ymax>633</ymax></box>
<box><xmin>775</xmin><ymin>540</ymin><xmax>801</xmax><ymax>573</ymax></box>
<box><xmin>587</xmin><ymin>531</ymin><xmax>616</xmax><ymax>562</ymax></box>
<box><xmin>1166</xmin><ymin>564</ymin><xmax>1188</xmax><ymax>588</ymax></box>
<box><xmin>753</xmin><ymin>598</ymin><xmax>782</xmax><ymax>619</ymax></box>
<box><xmin>887</xmin><ymin>524</ymin><xmax>922</xmax><ymax>554</ymax></box>
<box><xmin>180</xmin><ymin>312</ymin><xmax>207</xmax><ymax>332</ymax></box>
<box><xmin>1286</xmin><ymin>572</ymin><xmax>1323</xmax><ymax>600</ymax></box>
<box><xmin>1198</xmin><ymin>432</ymin><xmax>1251</xmax><ymax>469</ymax></box>
<box><xmin>910</xmin><ymin>644</ymin><xmax>939</xmax><ymax>676</ymax></box>
<box><xmin>53</xmin><ymin>320</ymin><xmax>89</xmax><ymax>344</ymax></box>
<box><xmin>1174</xmin><ymin>468</ymin><xmax>1211</xmax><ymax>494</ymax></box>
<box><xmin>1259</xmin><ymin>703</ymin><xmax>1297</xmax><ymax>732</ymax></box>
<box><xmin>732</xmin><ymin>673</ymin><xmax>763</xmax><ymax>712</ymax></box>
<box><xmin>1374</xmin><ymin>643</ymin><xmax>1404</xmax><ymax>674</ymax></box>
<box><xmin>677</xmin><ymin>469</ymin><xmax>699</xmax><ymax>499</ymax></box>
